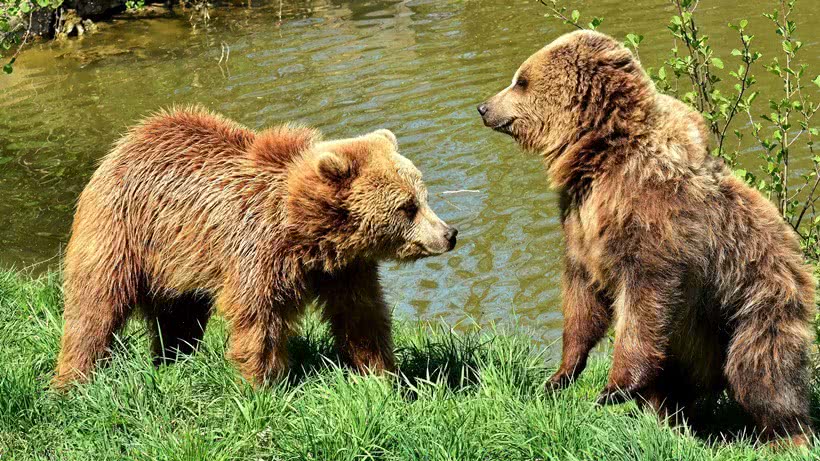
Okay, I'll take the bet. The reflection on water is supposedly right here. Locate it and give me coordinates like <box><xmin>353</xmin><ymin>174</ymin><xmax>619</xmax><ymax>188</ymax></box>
<box><xmin>0</xmin><ymin>0</ymin><xmax>817</xmax><ymax>345</ymax></box>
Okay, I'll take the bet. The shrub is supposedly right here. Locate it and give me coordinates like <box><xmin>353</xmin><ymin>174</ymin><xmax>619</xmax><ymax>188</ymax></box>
<box><xmin>0</xmin><ymin>0</ymin><xmax>64</xmax><ymax>74</ymax></box>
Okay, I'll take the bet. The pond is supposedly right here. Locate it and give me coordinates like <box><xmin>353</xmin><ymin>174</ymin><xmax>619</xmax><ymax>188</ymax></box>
<box><xmin>0</xmin><ymin>0</ymin><xmax>817</xmax><ymax>345</ymax></box>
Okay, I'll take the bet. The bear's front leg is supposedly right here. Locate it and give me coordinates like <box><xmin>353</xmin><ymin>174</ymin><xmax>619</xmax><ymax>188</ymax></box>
<box><xmin>220</xmin><ymin>289</ymin><xmax>295</xmax><ymax>386</ymax></box>
<box><xmin>548</xmin><ymin>262</ymin><xmax>613</xmax><ymax>391</ymax></box>
<box><xmin>317</xmin><ymin>262</ymin><xmax>395</xmax><ymax>374</ymax></box>
<box><xmin>596</xmin><ymin>273</ymin><xmax>677</xmax><ymax>405</ymax></box>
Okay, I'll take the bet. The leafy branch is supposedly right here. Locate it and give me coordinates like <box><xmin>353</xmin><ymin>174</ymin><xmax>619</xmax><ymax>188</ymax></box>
<box><xmin>1</xmin><ymin>0</ymin><xmax>64</xmax><ymax>74</ymax></box>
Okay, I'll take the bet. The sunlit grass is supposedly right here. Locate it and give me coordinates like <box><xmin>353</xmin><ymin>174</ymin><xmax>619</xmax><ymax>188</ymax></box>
<box><xmin>0</xmin><ymin>270</ymin><xmax>815</xmax><ymax>460</ymax></box>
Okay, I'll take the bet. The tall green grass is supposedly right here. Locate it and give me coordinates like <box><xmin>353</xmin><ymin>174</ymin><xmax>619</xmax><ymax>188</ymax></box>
<box><xmin>0</xmin><ymin>271</ymin><xmax>814</xmax><ymax>460</ymax></box>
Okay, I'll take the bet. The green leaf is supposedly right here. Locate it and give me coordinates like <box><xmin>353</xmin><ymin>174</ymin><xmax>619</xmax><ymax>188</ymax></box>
<box><xmin>588</xmin><ymin>17</ymin><xmax>603</xmax><ymax>30</ymax></box>
<box><xmin>710</xmin><ymin>58</ymin><xmax>724</xmax><ymax>69</ymax></box>
<box><xmin>3</xmin><ymin>63</ymin><xmax>12</xmax><ymax>74</ymax></box>
<box><xmin>658</xmin><ymin>66</ymin><xmax>666</xmax><ymax>80</ymax></box>
<box><xmin>739</xmin><ymin>19</ymin><xmax>748</xmax><ymax>29</ymax></box>
<box><xmin>812</xmin><ymin>75</ymin><xmax>820</xmax><ymax>88</ymax></box>
<box><xmin>571</xmin><ymin>10</ymin><xmax>580</xmax><ymax>23</ymax></box>
<box><xmin>731</xmin><ymin>49</ymin><xmax>742</xmax><ymax>56</ymax></box>
<box><xmin>625</xmin><ymin>33</ymin><xmax>643</xmax><ymax>48</ymax></box>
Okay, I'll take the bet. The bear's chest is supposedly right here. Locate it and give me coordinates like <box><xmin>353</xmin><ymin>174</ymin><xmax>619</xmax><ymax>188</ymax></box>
<box><xmin>562</xmin><ymin>204</ymin><xmax>618</xmax><ymax>288</ymax></box>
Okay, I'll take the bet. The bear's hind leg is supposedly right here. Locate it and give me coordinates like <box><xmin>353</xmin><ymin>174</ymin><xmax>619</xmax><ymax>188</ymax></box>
<box><xmin>54</xmin><ymin>276</ymin><xmax>137</xmax><ymax>388</ymax></box>
<box><xmin>316</xmin><ymin>262</ymin><xmax>395</xmax><ymax>374</ymax></box>
<box><xmin>145</xmin><ymin>291</ymin><xmax>212</xmax><ymax>365</ymax></box>
<box><xmin>725</xmin><ymin>314</ymin><xmax>813</xmax><ymax>445</ymax></box>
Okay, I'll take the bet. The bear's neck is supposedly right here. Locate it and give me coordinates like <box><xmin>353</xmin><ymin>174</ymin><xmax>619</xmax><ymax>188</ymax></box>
<box><xmin>548</xmin><ymin>93</ymin><xmax>655</xmax><ymax>210</ymax></box>
<box><xmin>279</xmin><ymin>221</ymin><xmax>362</xmax><ymax>274</ymax></box>
<box><xmin>549</xmin><ymin>128</ymin><xmax>642</xmax><ymax>210</ymax></box>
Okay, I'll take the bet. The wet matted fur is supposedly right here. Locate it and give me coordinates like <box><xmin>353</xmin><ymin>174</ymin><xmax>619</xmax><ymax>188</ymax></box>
<box><xmin>480</xmin><ymin>30</ymin><xmax>815</xmax><ymax>445</ymax></box>
<box><xmin>54</xmin><ymin>107</ymin><xmax>457</xmax><ymax>388</ymax></box>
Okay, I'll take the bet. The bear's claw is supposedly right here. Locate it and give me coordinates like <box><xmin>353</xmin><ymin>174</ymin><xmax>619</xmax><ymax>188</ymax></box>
<box><xmin>595</xmin><ymin>387</ymin><xmax>632</xmax><ymax>406</ymax></box>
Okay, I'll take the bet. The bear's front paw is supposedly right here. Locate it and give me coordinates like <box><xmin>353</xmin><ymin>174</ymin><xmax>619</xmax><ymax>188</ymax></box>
<box><xmin>595</xmin><ymin>386</ymin><xmax>632</xmax><ymax>406</ymax></box>
<box><xmin>545</xmin><ymin>372</ymin><xmax>574</xmax><ymax>392</ymax></box>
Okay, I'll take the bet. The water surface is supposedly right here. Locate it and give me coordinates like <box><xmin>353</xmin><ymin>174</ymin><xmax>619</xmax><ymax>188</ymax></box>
<box><xmin>1</xmin><ymin>0</ymin><xmax>817</xmax><ymax>345</ymax></box>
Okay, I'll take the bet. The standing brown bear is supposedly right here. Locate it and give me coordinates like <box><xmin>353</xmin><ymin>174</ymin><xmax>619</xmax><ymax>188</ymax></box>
<box><xmin>479</xmin><ymin>30</ymin><xmax>815</xmax><ymax>445</ymax></box>
<box><xmin>54</xmin><ymin>107</ymin><xmax>457</xmax><ymax>388</ymax></box>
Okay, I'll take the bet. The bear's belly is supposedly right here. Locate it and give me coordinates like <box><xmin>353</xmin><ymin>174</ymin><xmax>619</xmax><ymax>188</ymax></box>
<box><xmin>144</xmin><ymin>246</ymin><xmax>227</xmax><ymax>294</ymax></box>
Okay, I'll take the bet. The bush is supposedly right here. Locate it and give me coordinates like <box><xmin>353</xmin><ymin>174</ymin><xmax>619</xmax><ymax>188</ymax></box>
<box><xmin>0</xmin><ymin>0</ymin><xmax>64</xmax><ymax>73</ymax></box>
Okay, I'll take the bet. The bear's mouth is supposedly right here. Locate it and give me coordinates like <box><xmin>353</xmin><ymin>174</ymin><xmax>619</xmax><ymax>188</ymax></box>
<box><xmin>492</xmin><ymin>118</ymin><xmax>516</xmax><ymax>135</ymax></box>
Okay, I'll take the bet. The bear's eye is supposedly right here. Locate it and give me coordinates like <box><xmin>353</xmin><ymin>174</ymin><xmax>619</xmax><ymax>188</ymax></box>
<box><xmin>399</xmin><ymin>200</ymin><xmax>418</xmax><ymax>220</ymax></box>
<box><xmin>515</xmin><ymin>77</ymin><xmax>528</xmax><ymax>89</ymax></box>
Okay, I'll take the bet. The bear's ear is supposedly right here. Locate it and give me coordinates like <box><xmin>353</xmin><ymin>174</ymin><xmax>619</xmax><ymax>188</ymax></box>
<box><xmin>370</xmin><ymin>129</ymin><xmax>398</xmax><ymax>149</ymax></box>
<box><xmin>315</xmin><ymin>152</ymin><xmax>352</xmax><ymax>183</ymax></box>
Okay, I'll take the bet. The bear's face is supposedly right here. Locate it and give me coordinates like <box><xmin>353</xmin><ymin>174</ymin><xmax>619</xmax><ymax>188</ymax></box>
<box><xmin>291</xmin><ymin>130</ymin><xmax>457</xmax><ymax>263</ymax></box>
<box><xmin>477</xmin><ymin>39</ymin><xmax>577</xmax><ymax>154</ymax></box>
<box><xmin>478</xmin><ymin>31</ymin><xmax>643</xmax><ymax>161</ymax></box>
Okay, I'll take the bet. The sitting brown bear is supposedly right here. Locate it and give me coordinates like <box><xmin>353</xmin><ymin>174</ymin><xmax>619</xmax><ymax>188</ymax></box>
<box><xmin>54</xmin><ymin>107</ymin><xmax>457</xmax><ymax>387</ymax></box>
<box><xmin>479</xmin><ymin>30</ymin><xmax>815</xmax><ymax>445</ymax></box>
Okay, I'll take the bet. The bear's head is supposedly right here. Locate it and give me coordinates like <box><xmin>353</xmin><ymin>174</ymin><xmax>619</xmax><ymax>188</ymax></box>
<box><xmin>288</xmin><ymin>129</ymin><xmax>457</xmax><ymax>266</ymax></box>
<box><xmin>477</xmin><ymin>30</ymin><xmax>653</xmax><ymax>163</ymax></box>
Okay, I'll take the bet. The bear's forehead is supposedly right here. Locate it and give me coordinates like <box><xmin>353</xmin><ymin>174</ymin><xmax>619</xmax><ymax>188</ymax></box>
<box><xmin>530</xmin><ymin>30</ymin><xmax>619</xmax><ymax>67</ymax></box>
<box><xmin>367</xmin><ymin>154</ymin><xmax>425</xmax><ymax>195</ymax></box>
<box><xmin>367</xmin><ymin>150</ymin><xmax>419</xmax><ymax>176</ymax></box>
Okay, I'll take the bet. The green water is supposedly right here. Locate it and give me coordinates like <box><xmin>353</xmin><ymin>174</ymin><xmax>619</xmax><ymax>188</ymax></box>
<box><xmin>0</xmin><ymin>0</ymin><xmax>817</xmax><ymax>343</ymax></box>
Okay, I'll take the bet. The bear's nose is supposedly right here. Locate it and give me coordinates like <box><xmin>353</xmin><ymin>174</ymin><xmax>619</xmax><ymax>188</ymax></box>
<box><xmin>477</xmin><ymin>104</ymin><xmax>488</xmax><ymax>116</ymax></box>
<box><xmin>445</xmin><ymin>227</ymin><xmax>458</xmax><ymax>250</ymax></box>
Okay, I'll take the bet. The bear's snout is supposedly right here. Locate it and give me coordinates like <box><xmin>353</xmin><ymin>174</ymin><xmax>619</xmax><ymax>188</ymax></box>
<box><xmin>445</xmin><ymin>226</ymin><xmax>458</xmax><ymax>251</ymax></box>
<box><xmin>409</xmin><ymin>208</ymin><xmax>458</xmax><ymax>259</ymax></box>
<box><xmin>478</xmin><ymin>99</ymin><xmax>516</xmax><ymax>135</ymax></box>
<box><xmin>478</xmin><ymin>102</ymin><xmax>495</xmax><ymax>127</ymax></box>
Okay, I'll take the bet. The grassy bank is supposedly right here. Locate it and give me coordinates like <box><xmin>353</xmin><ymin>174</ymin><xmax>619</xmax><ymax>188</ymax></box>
<box><xmin>0</xmin><ymin>271</ymin><xmax>815</xmax><ymax>460</ymax></box>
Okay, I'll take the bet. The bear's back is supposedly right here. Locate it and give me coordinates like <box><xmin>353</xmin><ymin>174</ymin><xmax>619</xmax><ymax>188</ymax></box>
<box><xmin>116</xmin><ymin>107</ymin><xmax>256</xmax><ymax>166</ymax></box>
<box><xmin>79</xmin><ymin>108</ymin><xmax>287</xmax><ymax>281</ymax></box>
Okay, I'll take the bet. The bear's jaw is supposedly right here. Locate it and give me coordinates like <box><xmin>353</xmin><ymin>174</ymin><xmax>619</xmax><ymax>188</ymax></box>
<box><xmin>490</xmin><ymin>117</ymin><xmax>516</xmax><ymax>135</ymax></box>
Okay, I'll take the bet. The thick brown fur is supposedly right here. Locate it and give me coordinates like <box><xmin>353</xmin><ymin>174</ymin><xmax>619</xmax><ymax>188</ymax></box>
<box><xmin>54</xmin><ymin>107</ymin><xmax>457</xmax><ymax>388</ymax></box>
<box><xmin>480</xmin><ymin>31</ymin><xmax>816</xmax><ymax>445</ymax></box>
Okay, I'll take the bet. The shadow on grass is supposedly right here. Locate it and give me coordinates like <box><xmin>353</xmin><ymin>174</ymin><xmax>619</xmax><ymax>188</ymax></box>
<box><xmin>284</xmin><ymin>321</ymin><xmax>492</xmax><ymax>394</ymax></box>
<box><xmin>640</xmin><ymin>379</ymin><xmax>820</xmax><ymax>445</ymax></box>
<box><xmin>288</xmin><ymin>316</ymin><xmax>500</xmax><ymax>396</ymax></box>
<box><xmin>686</xmin><ymin>395</ymin><xmax>760</xmax><ymax>444</ymax></box>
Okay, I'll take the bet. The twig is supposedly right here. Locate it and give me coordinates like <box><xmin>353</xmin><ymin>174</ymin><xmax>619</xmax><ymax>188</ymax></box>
<box><xmin>538</xmin><ymin>0</ymin><xmax>584</xmax><ymax>31</ymax></box>
<box><xmin>6</xmin><ymin>10</ymin><xmax>34</xmax><ymax>66</ymax></box>
<box><xmin>794</xmin><ymin>174</ymin><xmax>820</xmax><ymax>231</ymax></box>
<box><xmin>716</xmin><ymin>31</ymin><xmax>753</xmax><ymax>157</ymax></box>
<box><xmin>441</xmin><ymin>190</ymin><xmax>481</xmax><ymax>195</ymax></box>
<box><xmin>218</xmin><ymin>41</ymin><xmax>230</xmax><ymax>64</ymax></box>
